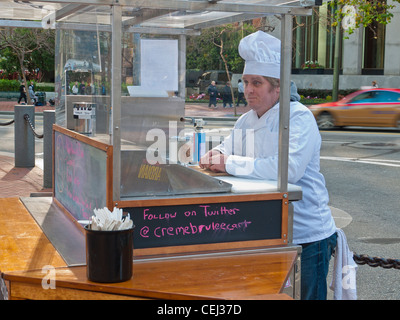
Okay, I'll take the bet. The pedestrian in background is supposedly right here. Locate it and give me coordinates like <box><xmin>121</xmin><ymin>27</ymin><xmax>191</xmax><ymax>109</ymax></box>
<box><xmin>236</xmin><ymin>79</ymin><xmax>247</xmax><ymax>107</ymax></box>
<box><xmin>18</xmin><ymin>81</ymin><xmax>27</xmax><ymax>104</ymax></box>
<box><xmin>28</xmin><ymin>82</ymin><xmax>37</xmax><ymax>105</ymax></box>
<box><xmin>72</xmin><ymin>81</ymin><xmax>79</xmax><ymax>95</ymax></box>
<box><xmin>29</xmin><ymin>81</ymin><xmax>35</xmax><ymax>92</ymax></box>
<box><xmin>86</xmin><ymin>80</ymin><xmax>95</xmax><ymax>95</ymax></box>
<box><xmin>207</xmin><ymin>80</ymin><xmax>218</xmax><ymax>109</ymax></box>
<box><xmin>79</xmin><ymin>80</ymin><xmax>86</xmax><ymax>95</ymax></box>
<box><xmin>222</xmin><ymin>81</ymin><xmax>233</xmax><ymax>108</ymax></box>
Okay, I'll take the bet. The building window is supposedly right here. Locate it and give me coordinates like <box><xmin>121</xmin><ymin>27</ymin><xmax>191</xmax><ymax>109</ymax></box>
<box><xmin>292</xmin><ymin>3</ymin><xmax>342</xmax><ymax>73</ymax></box>
<box><xmin>292</xmin><ymin>3</ymin><xmax>386</xmax><ymax>76</ymax></box>
<box><xmin>362</xmin><ymin>21</ymin><xmax>385</xmax><ymax>74</ymax></box>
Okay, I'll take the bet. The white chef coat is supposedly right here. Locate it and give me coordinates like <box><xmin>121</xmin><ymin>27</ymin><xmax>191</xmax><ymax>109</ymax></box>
<box><xmin>215</xmin><ymin>101</ymin><xmax>336</xmax><ymax>244</ymax></box>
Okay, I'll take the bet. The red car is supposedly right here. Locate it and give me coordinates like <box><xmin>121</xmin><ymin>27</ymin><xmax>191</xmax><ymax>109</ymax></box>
<box><xmin>309</xmin><ymin>88</ymin><xmax>400</xmax><ymax>129</ymax></box>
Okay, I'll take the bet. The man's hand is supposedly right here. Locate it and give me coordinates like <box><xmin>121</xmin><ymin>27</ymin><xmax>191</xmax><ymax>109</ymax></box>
<box><xmin>199</xmin><ymin>150</ymin><xmax>228</xmax><ymax>173</ymax></box>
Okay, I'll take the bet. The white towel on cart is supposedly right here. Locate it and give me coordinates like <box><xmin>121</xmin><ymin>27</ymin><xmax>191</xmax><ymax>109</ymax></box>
<box><xmin>330</xmin><ymin>228</ymin><xmax>358</xmax><ymax>300</ymax></box>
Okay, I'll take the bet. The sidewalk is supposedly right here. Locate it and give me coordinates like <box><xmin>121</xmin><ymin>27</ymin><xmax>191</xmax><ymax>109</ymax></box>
<box><xmin>0</xmin><ymin>100</ymin><xmax>248</xmax><ymax>198</ymax></box>
<box><xmin>184</xmin><ymin>102</ymin><xmax>248</xmax><ymax>118</ymax></box>
<box><xmin>0</xmin><ymin>154</ymin><xmax>49</xmax><ymax>197</ymax></box>
<box><xmin>0</xmin><ymin>100</ymin><xmax>249</xmax><ymax>116</ymax></box>
<box><xmin>0</xmin><ymin>100</ymin><xmax>54</xmax><ymax>113</ymax></box>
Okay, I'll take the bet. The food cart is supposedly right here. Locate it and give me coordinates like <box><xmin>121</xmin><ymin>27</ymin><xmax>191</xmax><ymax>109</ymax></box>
<box><xmin>0</xmin><ymin>0</ymin><xmax>318</xmax><ymax>300</ymax></box>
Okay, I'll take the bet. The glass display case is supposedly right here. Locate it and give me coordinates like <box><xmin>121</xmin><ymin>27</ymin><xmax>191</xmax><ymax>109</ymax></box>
<box><xmin>54</xmin><ymin>8</ymin><xmax>234</xmax><ymax>202</ymax></box>
<box><xmin>0</xmin><ymin>0</ymin><xmax>316</xmax><ymax>256</ymax></box>
<box><xmin>48</xmin><ymin>1</ymin><xmax>314</xmax><ymax>205</ymax></box>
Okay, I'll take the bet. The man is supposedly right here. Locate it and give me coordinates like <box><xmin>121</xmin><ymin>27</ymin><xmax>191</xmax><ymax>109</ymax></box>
<box><xmin>79</xmin><ymin>80</ymin><xmax>86</xmax><ymax>95</ymax></box>
<box><xmin>199</xmin><ymin>31</ymin><xmax>337</xmax><ymax>300</ymax></box>
<box><xmin>28</xmin><ymin>81</ymin><xmax>37</xmax><ymax>105</ymax></box>
<box><xmin>29</xmin><ymin>80</ymin><xmax>35</xmax><ymax>92</ymax></box>
<box><xmin>222</xmin><ymin>81</ymin><xmax>233</xmax><ymax>108</ymax></box>
<box><xmin>72</xmin><ymin>81</ymin><xmax>79</xmax><ymax>95</ymax></box>
<box><xmin>207</xmin><ymin>80</ymin><xmax>218</xmax><ymax>109</ymax></box>
<box><xmin>18</xmin><ymin>81</ymin><xmax>27</xmax><ymax>104</ymax></box>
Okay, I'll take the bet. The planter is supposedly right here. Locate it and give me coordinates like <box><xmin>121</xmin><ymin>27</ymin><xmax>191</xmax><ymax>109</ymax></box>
<box><xmin>299</xmin><ymin>68</ymin><xmax>324</xmax><ymax>74</ymax></box>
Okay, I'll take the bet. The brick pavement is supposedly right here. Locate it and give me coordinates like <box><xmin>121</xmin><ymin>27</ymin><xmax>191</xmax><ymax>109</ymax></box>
<box><xmin>184</xmin><ymin>102</ymin><xmax>248</xmax><ymax>118</ymax></box>
<box><xmin>0</xmin><ymin>100</ymin><xmax>248</xmax><ymax>198</ymax></box>
<box><xmin>0</xmin><ymin>100</ymin><xmax>249</xmax><ymax>116</ymax></box>
<box><xmin>0</xmin><ymin>154</ymin><xmax>49</xmax><ymax>197</ymax></box>
<box><xmin>0</xmin><ymin>100</ymin><xmax>54</xmax><ymax>113</ymax></box>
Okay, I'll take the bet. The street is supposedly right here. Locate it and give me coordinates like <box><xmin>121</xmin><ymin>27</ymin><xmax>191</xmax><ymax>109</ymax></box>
<box><xmin>320</xmin><ymin>128</ymin><xmax>400</xmax><ymax>300</ymax></box>
<box><xmin>1</xmin><ymin>112</ymin><xmax>400</xmax><ymax>299</ymax></box>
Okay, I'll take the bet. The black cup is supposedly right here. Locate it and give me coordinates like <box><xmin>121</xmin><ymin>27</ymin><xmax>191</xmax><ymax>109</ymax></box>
<box><xmin>85</xmin><ymin>225</ymin><xmax>134</xmax><ymax>283</ymax></box>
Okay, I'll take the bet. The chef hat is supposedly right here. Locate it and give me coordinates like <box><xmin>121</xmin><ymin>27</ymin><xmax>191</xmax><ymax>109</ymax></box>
<box><xmin>239</xmin><ymin>31</ymin><xmax>281</xmax><ymax>79</ymax></box>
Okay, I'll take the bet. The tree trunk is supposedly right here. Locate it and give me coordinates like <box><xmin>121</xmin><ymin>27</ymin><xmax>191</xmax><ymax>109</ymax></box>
<box><xmin>332</xmin><ymin>10</ymin><xmax>341</xmax><ymax>102</ymax></box>
<box><xmin>18</xmin><ymin>53</ymin><xmax>32</xmax><ymax>105</ymax></box>
<box><xmin>218</xmin><ymin>31</ymin><xmax>237</xmax><ymax>116</ymax></box>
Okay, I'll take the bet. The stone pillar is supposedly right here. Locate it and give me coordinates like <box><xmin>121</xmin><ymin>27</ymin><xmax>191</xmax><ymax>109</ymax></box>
<box><xmin>14</xmin><ymin>105</ymin><xmax>35</xmax><ymax>167</ymax></box>
<box><xmin>342</xmin><ymin>27</ymin><xmax>363</xmax><ymax>75</ymax></box>
<box><xmin>384</xmin><ymin>0</ymin><xmax>400</xmax><ymax>75</ymax></box>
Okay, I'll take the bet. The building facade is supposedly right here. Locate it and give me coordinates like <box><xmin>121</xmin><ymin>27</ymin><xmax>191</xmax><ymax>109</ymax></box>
<box><xmin>268</xmin><ymin>0</ymin><xmax>400</xmax><ymax>90</ymax></box>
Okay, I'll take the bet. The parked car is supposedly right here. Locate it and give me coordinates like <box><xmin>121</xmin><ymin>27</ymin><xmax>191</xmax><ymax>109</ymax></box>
<box><xmin>309</xmin><ymin>88</ymin><xmax>400</xmax><ymax>129</ymax></box>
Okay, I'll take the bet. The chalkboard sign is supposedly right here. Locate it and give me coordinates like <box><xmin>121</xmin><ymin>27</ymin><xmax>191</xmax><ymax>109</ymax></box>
<box><xmin>54</xmin><ymin>127</ymin><xmax>109</xmax><ymax>221</ymax></box>
<box><xmin>125</xmin><ymin>199</ymin><xmax>284</xmax><ymax>252</ymax></box>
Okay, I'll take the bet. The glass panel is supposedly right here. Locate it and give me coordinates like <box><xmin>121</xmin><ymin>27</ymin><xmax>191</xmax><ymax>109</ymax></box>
<box><xmin>349</xmin><ymin>91</ymin><xmax>375</xmax><ymax>104</ymax></box>
<box><xmin>363</xmin><ymin>21</ymin><xmax>385</xmax><ymax>69</ymax></box>
<box><xmin>0</xmin><ymin>0</ymin><xmax>313</xmax><ymax>25</ymax></box>
<box><xmin>372</xmin><ymin>91</ymin><xmax>400</xmax><ymax>103</ymax></box>
<box><xmin>51</xmin><ymin>1</ymin><xmax>314</xmax><ymax>200</ymax></box>
<box><xmin>119</xmin><ymin>31</ymin><xmax>191</xmax><ymax>197</ymax></box>
<box><xmin>117</xmin><ymin>13</ymin><xmax>232</xmax><ymax>198</ymax></box>
<box><xmin>55</xmin><ymin>8</ymin><xmax>112</xmax><ymax>138</ymax></box>
<box><xmin>292</xmin><ymin>9</ymin><xmax>324</xmax><ymax>69</ymax></box>
<box><xmin>292</xmin><ymin>3</ymin><xmax>343</xmax><ymax>70</ymax></box>
<box><xmin>350</xmin><ymin>90</ymin><xmax>400</xmax><ymax>104</ymax></box>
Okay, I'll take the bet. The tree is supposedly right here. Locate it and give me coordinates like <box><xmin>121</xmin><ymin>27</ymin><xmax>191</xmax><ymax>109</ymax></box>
<box><xmin>0</xmin><ymin>27</ymin><xmax>55</xmax><ymax>103</ymax></box>
<box><xmin>332</xmin><ymin>0</ymin><xmax>399</xmax><ymax>36</ymax></box>
<box><xmin>213</xmin><ymin>27</ymin><xmax>238</xmax><ymax>115</ymax></box>
<box><xmin>186</xmin><ymin>23</ymin><xmax>257</xmax><ymax>73</ymax></box>
<box><xmin>187</xmin><ymin>23</ymin><xmax>257</xmax><ymax>115</ymax></box>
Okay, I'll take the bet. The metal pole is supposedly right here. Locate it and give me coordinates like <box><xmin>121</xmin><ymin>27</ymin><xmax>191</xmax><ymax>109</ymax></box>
<box><xmin>332</xmin><ymin>9</ymin><xmax>341</xmax><ymax>101</ymax></box>
<box><xmin>178</xmin><ymin>34</ymin><xmax>186</xmax><ymax>100</ymax></box>
<box><xmin>111</xmin><ymin>4</ymin><xmax>122</xmax><ymax>203</ymax></box>
<box><xmin>332</xmin><ymin>13</ymin><xmax>341</xmax><ymax>101</ymax></box>
<box><xmin>14</xmin><ymin>105</ymin><xmax>35</xmax><ymax>167</ymax></box>
<box><xmin>43</xmin><ymin>110</ymin><xmax>55</xmax><ymax>188</ymax></box>
<box><xmin>278</xmin><ymin>14</ymin><xmax>293</xmax><ymax>193</ymax></box>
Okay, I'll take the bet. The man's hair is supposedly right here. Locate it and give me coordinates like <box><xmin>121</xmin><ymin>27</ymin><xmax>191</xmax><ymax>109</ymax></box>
<box><xmin>264</xmin><ymin>76</ymin><xmax>280</xmax><ymax>89</ymax></box>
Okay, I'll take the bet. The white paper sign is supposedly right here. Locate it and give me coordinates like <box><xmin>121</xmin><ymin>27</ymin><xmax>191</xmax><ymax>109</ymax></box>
<box><xmin>128</xmin><ymin>39</ymin><xmax>179</xmax><ymax>97</ymax></box>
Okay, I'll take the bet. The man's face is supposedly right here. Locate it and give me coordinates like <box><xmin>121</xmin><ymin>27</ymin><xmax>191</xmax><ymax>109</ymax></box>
<box><xmin>242</xmin><ymin>75</ymin><xmax>280</xmax><ymax>117</ymax></box>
